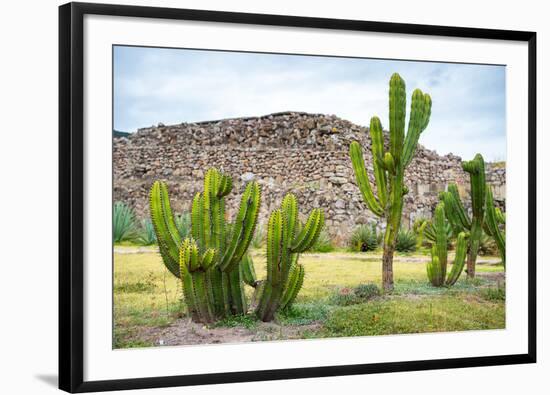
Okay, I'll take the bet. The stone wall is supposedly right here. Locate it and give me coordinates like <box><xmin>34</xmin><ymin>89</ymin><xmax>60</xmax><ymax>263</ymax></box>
<box><xmin>114</xmin><ymin>111</ymin><xmax>506</xmax><ymax>245</ymax></box>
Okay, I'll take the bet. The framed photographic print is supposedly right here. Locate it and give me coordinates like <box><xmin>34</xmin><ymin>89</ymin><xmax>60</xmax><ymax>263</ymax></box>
<box><xmin>59</xmin><ymin>2</ymin><xmax>537</xmax><ymax>393</ymax></box>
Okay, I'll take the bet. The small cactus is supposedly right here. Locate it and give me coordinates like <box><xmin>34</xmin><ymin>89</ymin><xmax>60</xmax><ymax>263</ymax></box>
<box><xmin>255</xmin><ymin>194</ymin><xmax>324</xmax><ymax>322</ymax></box>
<box><xmin>439</xmin><ymin>154</ymin><xmax>486</xmax><ymax>278</ymax></box>
<box><xmin>426</xmin><ymin>202</ymin><xmax>468</xmax><ymax>286</ymax></box>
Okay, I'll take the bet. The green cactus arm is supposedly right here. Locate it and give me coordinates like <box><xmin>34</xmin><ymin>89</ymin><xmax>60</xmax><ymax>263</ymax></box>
<box><xmin>217</xmin><ymin>174</ymin><xmax>233</xmax><ymax>197</ymax></box>
<box><xmin>447</xmin><ymin>184</ymin><xmax>471</xmax><ymax>229</ymax></box>
<box><xmin>446</xmin><ymin>232</ymin><xmax>467</xmax><ymax>286</ymax></box>
<box><xmin>462</xmin><ymin>154</ymin><xmax>486</xmax><ymax>221</ymax></box>
<box><xmin>192</xmin><ymin>271</ymin><xmax>215</xmax><ymax>323</ymax></box>
<box><xmin>485</xmin><ymin>187</ymin><xmax>506</xmax><ymax>267</ymax></box>
<box><xmin>291</xmin><ymin>209</ymin><xmax>325</xmax><ymax>253</ymax></box>
<box><xmin>403</xmin><ymin>90</ymin><xmax>432</xmax><ymax>167</ymax></box>
<box><xmin>281</xmin><ymin>194</ymin><xmax>298</xmax><ymax>248</ymax></box>
<box><xmin>179</xmin><ymin>242</ymin><xmax>199</xmax><ymax>321</ymax></box>
<box><xmin>389</xmin><ymin>73</ymin><xmax>406</xmax><ymax>166</ymax></box>
<box><xmin>266</xmin><ymin>210</ymin><xmax>283</xmax><ymax>285</ymax></box>
<box><xmin>439</xmin><ymin>187</ymin><xmax>471</xmax><ymax>234</ymax></box>
<box><xmin>227</xmin><ymin>268</ymin><xmax>247</xmax><ymax>315</ymax></box>
<box><xmin>280</xmin><ymin>263</ymin><xmax>305</xmax><ymax>310</ymax></box>
<box><xmin>201</xmin><ymin>169</ymin><xmax>218</xmax><ymax>249</ymax></box>
<box><xmin>383</xmin><ymin>152</ymin><xmax>396</xmax><ymax>174</ymax></box>
<box><xmin>220</xmin><ymin>181</ymin><xmax>261</xmax><ymax>272</ymax></box>
<box><xmin>369</xmin><ymin>117</ymin><xmax>388</xmax><ymax>207</ymax></box>
<box><xmin>428</xmin><ymin>248</ymin><xmax>442</xmax><ymax>286</ymax></box>
<box><xmin>349</xmin><ymin>142</ymin><xmax>384</xmax><ymax>217</ymax></box>
<box><xmin>191</xmin><ymin>193</ymin><xmax>204</xmax><ymax>248</ymax></box>
<box><xmin>189</xmin><ymin>240</ymin><xmax>200</xmax><ymax>271</ymax></box>
<box><xmin>240</xmin><ymin>254</ymin><xmax>257</xmax><ymax>287</ymax></box>
<box><xmin>433</xmin><ymin>202</ymin><xmax>448</xmax><ymax>278</ymax></box>
<box><xmin>149</xmin><ymin>181</ymin><xmax>180</xmax><ymax>277</ymax></box>
<box><xmin>201</xmin><ymin>248</ymin><xmax>216</xmax><ymax>270</ymax></box>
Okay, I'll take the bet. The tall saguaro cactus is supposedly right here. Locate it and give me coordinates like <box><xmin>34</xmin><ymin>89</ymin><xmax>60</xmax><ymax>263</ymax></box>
<box><xmin>439</xmin><ymin>154</ymin><xmax>486</xmax><ymax>278</ymax></box>
<box><xmin>485</xmin><ymin>187</ymin><xmax>506</xmax><ymax>267</ymax></box>
<box><xmin>149</xmin><ymin>168</ymin><xmax>261</xmax><ymax>322</ymax></box>
<box><xmin>255</xmin><ymin>194</ymin><xmax>324</xmax><ymax>322</ymax></box>
<box><xmin>426</xmin><ymin>202</ymin><xmax>468</xmax><ymax>286</ymax></box>
<box><xmin>349</xmin><ymin>73</ymin><xmax>432</xmax><ymax>291</ymax></box>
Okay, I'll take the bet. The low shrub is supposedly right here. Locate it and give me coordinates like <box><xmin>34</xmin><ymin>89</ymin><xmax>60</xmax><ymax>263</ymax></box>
<box><xmin>480</xmin><ymin>283</ymin><xmax>506</xmax><ymax>301</ymax></box>
<box><xmin>478</xmin><ymin>232</ymin><xmax>498</xmax><ymax>256</ymax></box>
<box><xmin>349</xmin><ymin>224</ymin><xmax>379</xmax><ymax>252</ymax></box>
<box><xmin>311</xmin><ymin>228</ymin><xmax>334</xmax><ymax>253</ymax></box>
<box><xmin>137</xmin><ymin>219</ymin><xmax>157</xmax><ymax>245</ymax></box>
<box><xmin>395</xmin><ymin>228</ymin><xmax>417</xmax><ymax>252</ymax></box>
<box><xmin>353</xmin><ymin>283</ymin><xmax>381</xmax><ymax>300</ymax></box>
<box><xmin>113</xmin><ymin>201</ymin><xmax>138</xmax><ymax>243</ymax></box>
<box><xmin>331</xmin><ymin>283</ymin><xmax>381</xmax><ymax>306</ymax></box>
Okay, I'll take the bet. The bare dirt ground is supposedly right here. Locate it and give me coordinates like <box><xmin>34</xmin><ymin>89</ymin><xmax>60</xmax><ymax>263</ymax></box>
<box><xmin>139</xmin><ymin>319</ymin><xmax>321</xmax><ymax>347</ymax></box>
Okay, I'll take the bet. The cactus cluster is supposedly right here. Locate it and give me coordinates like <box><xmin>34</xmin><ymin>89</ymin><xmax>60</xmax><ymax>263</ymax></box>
<box><xmin>150</xmin><ymin>169</ymin><xmax>323</xmax><ymax>323</ymax></box>
<box><xmin>150</xmin><ymin>168</ymin><xmax>261</xmax><ymax>322</ymax></box>
<box><xmin>349</xmin><ymin>72</ymin><xmax>431</xmax><ymax>291</ymax></box>
<box><xmin>255</xmin><ymin>194</ymin><xmax>324</xmax><ymax>322</ymax></box>
<box><xmin>437</xmin><ymin>154</ymin><xmax>507</xmax><ymax>276</ymax></box>
<box><xmin>426</xmin><ymin>203</ymin><xmax>468</xmax><ymax>286</ymax></box>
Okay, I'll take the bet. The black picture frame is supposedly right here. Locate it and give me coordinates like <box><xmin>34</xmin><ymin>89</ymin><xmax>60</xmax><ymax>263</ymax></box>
<box><xmin>59</xmin><ymin>2</ymin><xmax>537</xmax><ymax>393</ymax></box>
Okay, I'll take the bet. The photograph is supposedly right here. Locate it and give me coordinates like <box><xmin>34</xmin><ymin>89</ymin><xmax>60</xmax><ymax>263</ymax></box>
<box><xmin>112</xmin><ymin>45</ymin><xmax>507</xmax><ymax>349</ymax></box>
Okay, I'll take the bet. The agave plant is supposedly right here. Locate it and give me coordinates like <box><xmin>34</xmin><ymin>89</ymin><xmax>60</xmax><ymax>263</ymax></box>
<box><xmin>113</xmin><ymin>201</ymin><xmax>138</xmax><ymax>243</ymax></box>
<box><xmin>349</xmin><ymin>224</ymin><xmax>379</xmax><ymax>252</ymax></box>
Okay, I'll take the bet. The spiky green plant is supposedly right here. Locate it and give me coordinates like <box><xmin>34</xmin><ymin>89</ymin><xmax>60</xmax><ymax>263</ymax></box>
<box><xmin>426</xmin><ymin>202</ymin><xmax>468</xmax><ymax>287</ymax></box>
<box><xmin>485</xmin><ymin>187</ymin><xmax>506</xmax><ymax>267</ymax></box>
<box><xmin>149</xmin><ymin>168</ymin><xmax>261</xmax><ymax>323</ymax></box>
<box><xmin>439</xmin><ymin>154</ymin><xmax>486</xmax><ymax>278</ymax></box>
<box><xmin>311</xmin><ymin>228</ymin><xmax>334</xmax><ymax>253</ymax></box>
<box><xmin>395</xmin><ymin>228</ymin><xmax>417</xmax><ymax>252</ymax></box>
<box><xmin>349</xmin><ymin>73</ymin><xmax>431</xmax><ymax>291</ymax></box>
<box><xmin>137</xmin><ymin>218</ymin><xmax>157</xmax><ymax>245</ymax></box>
<box><xmin>349</xmin><ymin>224</ymin><xmax>379</xmax><ymax>252</ymax></box>
<box><xmin>113</xmin><ymin>201</ymin><xmax>138</xmax><ymax>243</ymax></box>
<box><xmin>255</xmin><ymin>194</ymin><xmax>324</xmax><ymax>322</ymax></box>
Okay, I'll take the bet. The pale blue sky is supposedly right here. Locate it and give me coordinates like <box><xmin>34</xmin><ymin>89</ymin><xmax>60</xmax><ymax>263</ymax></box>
<box><xmin>114</xmin><ymin>46</ymin><xmax>506</xmax><ymax>161</ymax></box>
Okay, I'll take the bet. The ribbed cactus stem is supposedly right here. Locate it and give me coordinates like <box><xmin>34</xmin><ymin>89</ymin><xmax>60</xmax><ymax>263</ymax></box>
<box><xmin>256</xmin><ymin>194</ymin><xmax>323</xmax><ymax>322</ymax></box>
<box><xmin>349</xmin><ymin>72</ymin><xmax>431</xmax><ymax>292</ymax></box>
<box><xmin>485</xmin><ymin>187</ymin><xmax>506</xmax><ymax>267</ymax></box>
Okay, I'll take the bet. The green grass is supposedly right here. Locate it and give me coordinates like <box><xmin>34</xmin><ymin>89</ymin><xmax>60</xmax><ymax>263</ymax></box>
<box><xmin>318</xmin><ymin>295</ymin><xmax>505</xmax><ymax>337</ymax></box>
<box><xmin>114</xmin><ymin>248</ymin><xmax>505</xmax><ymax>347</ymax></box>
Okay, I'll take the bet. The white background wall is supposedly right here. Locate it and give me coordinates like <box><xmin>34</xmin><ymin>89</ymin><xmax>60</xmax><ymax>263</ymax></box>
<box><xmin>0</xmin><ymin>0</ymin><xmax>546</xmax><ymax>393</ymax></box>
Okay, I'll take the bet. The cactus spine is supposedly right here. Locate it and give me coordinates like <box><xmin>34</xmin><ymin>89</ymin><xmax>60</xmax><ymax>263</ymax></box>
<box><xmin>485</xmin><ymin>187</ymin><xmax>506</xmax><ymax>267</ymax></box>
<box><xmin>426</xmin><ymin>203</ymin><xmax>468</xmax><ymax>286</ymax></box>
<box><xmin>439</xmin><ymin>154</ymin><xmax>486</xmax><ymax>278</ymax></box>
<box><xmin>149</xmin><ymin>168</ymin><xmax>261</xmax><ymax>323</ymax></box>
<box><xmin>255</xmin><ymin>194</ymin><xmax>324</xmax><ymax>322</ymax></box>
<box><xmin>349</xmin><ymin>73</ymin><xmax>431</xmax><ymax>291</ymax></box>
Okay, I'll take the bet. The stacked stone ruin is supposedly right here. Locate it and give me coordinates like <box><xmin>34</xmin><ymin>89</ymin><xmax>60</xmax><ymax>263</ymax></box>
<box><xmin>113</xmin><ymin>111</ymin><xmax>506</xmax><ymax>245</ymax></box>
